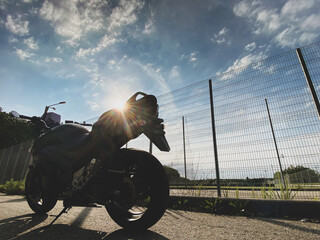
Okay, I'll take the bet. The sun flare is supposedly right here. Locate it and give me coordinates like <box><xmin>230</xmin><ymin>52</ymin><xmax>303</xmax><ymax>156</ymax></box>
<box><xmin>113</xmin><ymin>99</ymin><xmax>127</xmax><ymax>111</ymax></box>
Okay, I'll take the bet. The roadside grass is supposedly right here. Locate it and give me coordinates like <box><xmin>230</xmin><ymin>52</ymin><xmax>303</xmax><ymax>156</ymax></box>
<box><xmin>170</xmin><ymin>183</ymin><xmax>313</xmax><ymax>200</ymax></box>
<box><xmin>0</xmin><ymin>179</ymin><xmax>25</xmax><ymax>195</ymax></box>
<box><xmin>169</xmin><ymin>197</ymin><xmax>251</xmax><ymax>216</ymax></box>
<box><xmin>170</xmin><ymin>184</ymin><xmax>314</xmax><ymax>190</ymax></box>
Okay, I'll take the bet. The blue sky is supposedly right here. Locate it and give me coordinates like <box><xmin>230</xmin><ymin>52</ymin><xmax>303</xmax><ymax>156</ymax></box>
<box><xmin>1</xmin><ymin>0</ymin><xmax>320</xmax><ymax>123</ymax></box>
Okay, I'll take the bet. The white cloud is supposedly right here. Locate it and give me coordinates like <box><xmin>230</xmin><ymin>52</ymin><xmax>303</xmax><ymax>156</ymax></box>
<box><xmin>45</xmin><ymin>57</ymin><xmax>62</xmax><ymax>63</ymax></box>
<box><xmin>169</xmin><ymin>66</ymin><xmax>180</xmax><ymax>79</ymax></box>
<box><xmin>224</xmin><ymin>52</ymin><xmax>267</xmax><ymax>73</ymax></box>
<box><xmin>8</xmin><ymin>37</ymin><xmax>18</xmax><ymax>44</ymax></box>
<box><xmin>212</xmin><ymin>27</ymin><xmax>231</xmax><ymax>45</ymax></box>
<box><xmin>108</xmin><ymin>59</ymin><xmax>116</xmax><ymax>65</ymax></box>
<box><xmin>108</xmin><ymin>0</ymin><xmax>144</xmax><ymax>31</ymax></box>
<box><xmin>5</xmin><ymin>14</ymin><xmax>29</xmax><ymax>36</ymax></box>
<box><xmin>39</xmin><ymin>0</ymin><xmax>105</xmax><ymax>45</ymax></box>
<box><xmin>86</xmin><ymin>100</ymin><xmax>100</xmax><ymax>111</ymax></box>
<box><xmin>75</xmin><ymin>34</ymin><xmax>119</xmax><ymax>58</ymax></box>
<box><xmin>281</xmin><ymin>0</ymin><xmax>314</xmax><ymax>15</ymax></box>
<box><xmin>23</xmin><ymin>37</ymin><xmax>39</xmax><ymax>50</ymax></box>
<box><xmin>233</xmin><ymin>0</ymin><xmax>259</xmax><ymax>18</ymax></box>
<box><xmin>133</xmin><ymin>61</ymin><xmax>170</xmax><ymax>92</ymax></box>
<box><xmin>301</xmin><ymin>14</ymin><xmax>320</xmax><ymax>29</ymax></box>
<box><xmin>245</xmin><ymin>42</ymin><xmax>256</xmax><ymax>52</ymax></box>
<box><xmin>233</xmin><ymin>0</ymin><xmax>320</xmax><ymax>48</ymax></box>
<box><xmin>65</xmin><ymin>73</ymin><xmax>75</xmax><ymax>79</ymax></box>
<box><xmin>189</xmin><ymin>52</ymin><xmax>197</xmax><ymax>62</ymax></box>
<box><xmin>39</xmin><ymin>1</ymin><xmax>81</xmax><ymax>42</ymax></box>
<box><xmin>143</xmin><ymin>18</ymin><xmax>155</xmax><ymax>35</ymax></box>
<box><xmin>15</xmin><ymin>48</ymin><xmax>34</xmax><ymax>61</ymax></box>
<box><xmin>180</xmin><ymin>52</ymin><xmax>198</xmax><ymax>67</ymax></box>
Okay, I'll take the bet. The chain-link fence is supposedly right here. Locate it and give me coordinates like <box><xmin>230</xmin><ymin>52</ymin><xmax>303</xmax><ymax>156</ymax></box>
<box><xmin>0</xmin><ymin>140</ymin><xmax>33</xmax><ymax>184</ymax></box>
<box><xmin>129</xmin><ymin>42</ymin><xmax>320</xmax><ymax>201</ymax></box>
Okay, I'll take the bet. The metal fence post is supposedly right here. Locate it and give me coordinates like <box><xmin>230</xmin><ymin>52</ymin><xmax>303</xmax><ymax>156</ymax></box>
<box><xmin>265</xmin><ymin>98</ymin><xmax>286</xmax><ymax>187</ymax></box>
<box><xmin>209</xmin><ymin>79</ymin><xmax>221</xmax><ymax>197</ymax></box>
<box><xmin>182</xmin><ymin>116</ymin><xmax>187</xmax><ymax>186</ymax></box>
<box><xmin>296</xmin><ymin>48</ymin><xmax>320</xmax><ymax>121</ymax></box>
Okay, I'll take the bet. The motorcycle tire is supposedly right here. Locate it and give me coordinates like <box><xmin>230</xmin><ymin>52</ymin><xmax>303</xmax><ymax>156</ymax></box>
<box><xmin>25</xmin><ymin>167</ymin><xmax>58</xmax><ymax>214</ymax></box>
<box><xmin>105</xmin><ymin>149</ymin><xmax>169</xmax><ymax>231</ymax></box>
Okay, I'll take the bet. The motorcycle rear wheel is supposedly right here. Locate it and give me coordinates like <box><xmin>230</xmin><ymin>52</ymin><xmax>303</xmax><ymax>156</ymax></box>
<box><xmin>25</xmin><ymin>167</ymin><xmax>58</xmax><ymax>214</ymax></box>
<box><xmin>105</xmin><ymin>149</ymin><xmax>169</xmax><ymax>231</ymax></box>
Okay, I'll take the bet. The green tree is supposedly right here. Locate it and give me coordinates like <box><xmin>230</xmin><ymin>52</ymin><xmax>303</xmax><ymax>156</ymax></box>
<box><xmin>274</xmin><ymin>165</ymin><xmax>320</xmax><ymax>184</ymax></box>
<box><xmin>163</xmin><ymin>165</ymin><xmax>181</xmax><ymax>183</ymax></box>
<box><xmin>0</xmin><ymin>112</ymin><xmax>34</xmax><ymax>149</ymax></box>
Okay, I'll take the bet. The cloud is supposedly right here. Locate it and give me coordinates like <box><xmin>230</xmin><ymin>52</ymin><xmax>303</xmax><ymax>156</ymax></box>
<box><xmin>224</xmin><ymin>51</ymin><xmax>267</xmax><ymax>74</ymax></box>
<box><xmin>212</xmin><ymin>27</ymin><xmax>231</xmax><ymax>45</ymax></box>
<box><xmin>39</xmin><ymin>0</ymin><xmax>105</xmax><ymax>45</ymax></box>
<box><xmin>143</xmin><ymin>18</ymin><xmax>155</xmax><ymax>35</ymax></box>
<box><xmin>245</xmin><ymin>42</ymin><xmax>256</xmax><ymax>52</ymax></box>
<box><xmin>136</xmin><ymin>62</ymin><xmax>170</xmax><ymax>92</ymax></box>
<box><xmin>15</xmin><ymin>48</ymin><xmax>34</xmax><ymax>61</ymax></box>
<box><xmin>45</xmin><ymin>57</ymin><xmax>62</xmax><ymax>63</ymax></box>
<box><xmin>23</xmin><ymin>37</ymin><xmax>39</xmax><ymax>50</ymax></box>
<box><xmin>5</xmin><ymin>14</ymin><xmax>29</xmax><ymax>36</ymax></box>
<box><xmin>75</xmin><ymin>34</ymin><xmax>119</xmax><ymax>58</ymax></box>
<box><xmin>233</xmin><ymin>0</ymin><xmax>320</xmax><ymax>48</ymax></box>
<box><xmin>180</xmin><ymin>52</ymin><xmax>198</xmax><ymax>67</ymax></box>
<box><xmin>108</xmin><ymin>0</ymin><xmax>144</xmax><ymax>31</ymax></box>
<box><xmin>8</xmin><ymin>36</ymin><xmax>18</xmax><ymax>44</ymax></box>
<box><xmin>301</xmin><ymin>14</ymin><xmax>320</xmax><ymax>29</ymax></box>
<box><xmin>281</xmin><ymin>0</ymin><xmax>314</xmax><ymax>15</ymax></box>
<box><xmin>86</xmin><ymin>100</ymin><xmax>100</xmax><ymax>111</ymax></box>
<box><xmin>169</xmin><ymin>66</ymin><xmax>180</xmax><ymax>79</ymax></box>
<box><xmin>189</xmin><ymin>52</ymin><xmax>197</xmax><ymax>62</ymax></box>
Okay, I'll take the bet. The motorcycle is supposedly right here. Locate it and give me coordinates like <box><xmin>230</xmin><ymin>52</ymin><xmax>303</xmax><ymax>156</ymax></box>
<box><xmin>11</xmin><ymin>92</ymin><xmax>170</xmax><ymax>231</ymax></box>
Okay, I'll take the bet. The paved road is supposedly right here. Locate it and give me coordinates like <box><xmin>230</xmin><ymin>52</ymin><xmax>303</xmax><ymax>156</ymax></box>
<box><xmin>0</xmin><ymin>194</ymin><xmax>319</xmax><ymax>240</ymax></box>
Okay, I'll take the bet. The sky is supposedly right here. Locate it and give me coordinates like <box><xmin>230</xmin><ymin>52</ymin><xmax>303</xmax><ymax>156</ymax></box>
<box><xmin>1</xmin><ymin>0</ymin><xmax>320</xmax><ymax>123</ymax></box>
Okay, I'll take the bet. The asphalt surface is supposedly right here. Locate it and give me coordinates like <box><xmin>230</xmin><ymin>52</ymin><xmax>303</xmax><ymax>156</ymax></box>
<box><xmin>0</xmin><ymin>193</ymin><xmax>320</xmax><ymax>240</ymax></box>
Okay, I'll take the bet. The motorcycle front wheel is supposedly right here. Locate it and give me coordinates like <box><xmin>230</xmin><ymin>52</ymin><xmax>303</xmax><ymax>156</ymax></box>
<box><xmin>25</xmin><ymin>167</ymin><xmax>58</xmax><ymax>214</ymax></box>
<box><xmin>105</xmin><ymin>149</ymin><xmax>169</xmax><ymax>231</ymax></box>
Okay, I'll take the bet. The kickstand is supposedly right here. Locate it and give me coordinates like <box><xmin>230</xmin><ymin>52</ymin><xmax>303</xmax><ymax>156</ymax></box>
<box><xmin>47</xmin><ymin>206</ymin><xmax>72</xmax><ymax>227</ymax></box>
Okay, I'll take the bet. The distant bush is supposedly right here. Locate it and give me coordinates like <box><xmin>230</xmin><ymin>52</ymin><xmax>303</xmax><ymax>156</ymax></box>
<box><xmin>0</xmin><ymin>184</ymin><xmax>5</xmax><ymax>193</ymax></box>
<box><xmin>0</xmin><ymin>179</ymin><xmax>25</xmax><ymax>195</ymax></box>
<box><xmin>0</xmin><ymin>111</ymin><xmax>34</xmax><ymax>149</ymax></box>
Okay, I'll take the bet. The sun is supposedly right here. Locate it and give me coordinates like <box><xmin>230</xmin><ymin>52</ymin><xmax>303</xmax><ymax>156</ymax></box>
<box><xmin>113</xmin><ymin>99</ymin><xmax>127</xmax><ymax>111</ymax></box>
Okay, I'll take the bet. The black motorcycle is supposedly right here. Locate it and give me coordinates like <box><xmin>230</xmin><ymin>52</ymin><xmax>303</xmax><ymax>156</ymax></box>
<box><xmin>12</xmin><ymin>92</ymin><xmax>170</xmax><ymax>231</ymax></box>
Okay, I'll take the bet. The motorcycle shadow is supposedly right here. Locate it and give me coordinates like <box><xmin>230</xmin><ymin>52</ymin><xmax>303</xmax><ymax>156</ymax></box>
<box><xmin>0</xmin><ymin>213</ymin><xmax>48</xmax><ymax>239</ymax></box>
<box><xmin>12</xmin><ymin>224</ymin><xmax>169</xmax><ymax>240</ymax></box>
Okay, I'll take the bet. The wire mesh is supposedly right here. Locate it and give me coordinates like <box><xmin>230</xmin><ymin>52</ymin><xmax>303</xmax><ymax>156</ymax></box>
<box><xmin>133</xmin><ymin>42</ymin><xmax>320</xmax><ymax>201</ymax></box>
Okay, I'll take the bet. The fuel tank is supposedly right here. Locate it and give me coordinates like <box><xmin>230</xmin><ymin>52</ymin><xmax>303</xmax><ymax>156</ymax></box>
<box><xmin>33</xmin><ymin>123</ymin><xmax>90</xmax><ymax>151</ymax></box>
